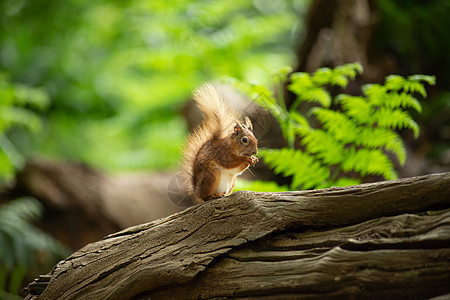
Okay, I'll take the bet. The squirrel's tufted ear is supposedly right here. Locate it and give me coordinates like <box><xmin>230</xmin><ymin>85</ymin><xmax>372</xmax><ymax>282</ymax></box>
<box><xmin>233</xmin><ymin>121</ymin><xmax>243</xmax><ymax>136</ymax></box>
<box><xmin>243</xmin><ymin>116</ymin><xmax>253</xmax><ymax>131</ymax></box>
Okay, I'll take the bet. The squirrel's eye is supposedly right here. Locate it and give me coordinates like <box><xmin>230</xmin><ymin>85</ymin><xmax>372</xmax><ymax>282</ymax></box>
<box><xmin>242</xmin><ymin>137</ymin><xmax>248</xmax><ymax>143</ymax></box>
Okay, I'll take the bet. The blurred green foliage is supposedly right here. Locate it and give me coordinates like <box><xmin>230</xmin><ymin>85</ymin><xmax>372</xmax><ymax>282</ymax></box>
<box><xmin>0</xmin><ymin>74</ymin><xmax>66</xmax><ymax>299</ymax></box>
<box><xmin>0</xmin><ymin>73</ymin><xmax>49</xmax><ymax>180</ymax></box>
<box><xmin>0</xmin><ymin>0</ymin><xmax>307</xmax><ymax>172</ymax></box>
<box><xmin>0</xmin><ymin>198</ymin><xmax>69</xmax><ymax>299</ymax></box>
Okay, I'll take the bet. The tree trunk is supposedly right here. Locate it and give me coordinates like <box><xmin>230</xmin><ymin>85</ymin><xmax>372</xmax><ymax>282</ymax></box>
<box><xmin>25</xmin><ymin>172</ymin><xmax>450</xmax><ymax>299</ymax></box>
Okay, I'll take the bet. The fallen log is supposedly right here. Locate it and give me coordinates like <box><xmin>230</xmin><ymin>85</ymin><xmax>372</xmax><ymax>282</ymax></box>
<box><xmin>25</xmin><ymin>172</ymin><xmax>450</xmax><ymax>299</ymax></box>
<box><xmin>1</xmin><ymin>159</ymin><xmax>184</xmax><ymax>250</ymax></box>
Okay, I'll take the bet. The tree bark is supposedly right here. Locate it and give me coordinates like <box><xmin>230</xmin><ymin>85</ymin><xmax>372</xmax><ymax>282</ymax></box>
<box><xmin>25</xmin><ymin>172</ymin><xmax>450</xmax><ymax>299</ymax></box>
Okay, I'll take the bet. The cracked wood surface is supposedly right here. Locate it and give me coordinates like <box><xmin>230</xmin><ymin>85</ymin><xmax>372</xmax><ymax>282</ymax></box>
<box><xmin>144</xmin><ymin>209</ymin><xmax>450</xmax><ymax>299</ymax></box>
<box><xmin>25</xmin><ymin>172</ymin><xmax>450</xmax><ymax>299</ymax></box>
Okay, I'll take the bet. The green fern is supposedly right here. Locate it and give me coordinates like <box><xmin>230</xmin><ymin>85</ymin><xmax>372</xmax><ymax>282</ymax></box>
<box><xmin>289</xmin><ymin>73</ymin><xmax>332</xmax><ymax>108</ymax></box>
<box><xmin>233</xmin><ymin>63</ymin><xmax>435</xmax><ymax>190</ymax></box>
<box><xmin>0</xmin><ymin>73</ymin><xmax>49</xmax><ymax>180</ymax></box>
<box><xmin>0</xmin><ymin>75</ymin><xmax>64</xmax><ymax>299</ymax></box>
<box><xmin>262</xmin><ymin>148</ymin><xmax>330</xmax><ymax>190</ymax></box>
<box><xmin>0</xmin><ymin>198</ymin><xmax>68</xmax><ymax>297</ymax></box>
<box><xmin>356</xmin><ymin>127</ymin><xmax>406</xmax><ymax>165</ymax></box>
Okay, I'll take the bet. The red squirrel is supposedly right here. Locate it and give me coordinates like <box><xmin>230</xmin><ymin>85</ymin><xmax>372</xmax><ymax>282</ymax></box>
<box><xmin>181</xmin><ymin>84</ymin><xmax>258</xmax><ymax>204</ymax></box>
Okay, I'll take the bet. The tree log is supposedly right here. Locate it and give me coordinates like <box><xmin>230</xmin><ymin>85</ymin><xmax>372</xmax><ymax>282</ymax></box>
<box><xmin>25</xmin><ymin>172</ymin><xmax>450</xmax><ymax>299</ymax></box>
<box><xmin>1</xmin><ymin>159</ymin><xmax>184</xmax><ymax>250</ymax></box>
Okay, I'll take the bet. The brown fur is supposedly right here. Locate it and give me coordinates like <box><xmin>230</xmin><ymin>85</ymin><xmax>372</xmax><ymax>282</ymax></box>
<box><xmin>181</xmin><ymin>84</ymin><xmax>258</xmax><ymax>204</ymax></box>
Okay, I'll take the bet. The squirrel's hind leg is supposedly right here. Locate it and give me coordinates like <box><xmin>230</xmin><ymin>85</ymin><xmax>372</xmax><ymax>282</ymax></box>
<box><xmin>194</xmin><ymin>167</ymin><xmax>221</xmax><ymax>202</ymax></box>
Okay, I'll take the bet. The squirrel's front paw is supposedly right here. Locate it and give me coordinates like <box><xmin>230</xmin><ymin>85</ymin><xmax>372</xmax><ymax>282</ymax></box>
<box><xmin>248</xmin><ymin>155</ymin><xmax>258</xmax><ymax>166</ymax></box>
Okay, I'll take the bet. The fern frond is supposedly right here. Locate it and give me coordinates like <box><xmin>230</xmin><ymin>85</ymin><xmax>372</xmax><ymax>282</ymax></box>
<box><xmin>311</xmin><ymin>67</ymin><xmax>333</xmax><ymax>86</ymax></box>
<box><xmin>310</xmin><ymin>63</ymin><xmax>363</xmax><ymax>88</ymax></box>
<box><xmin>12</xmin><ymin>84</ymin><xmax>50</xmax><ymax>110</ymax></box>
<box><xmin>313</xmin><ymin>108</ymin><xmax>358</xmax><ymax>143</ymax></box>
<box><xmin>334</xmin><ymin>62</ymin><xmax>363</xmax><ymax>79</ymax></box>
<box><xmin>342</xmin><ymin>148</ymin><xmax>397</xmax><ymax>180</ymax></box>
<box><xmin>408</xmin><ymin>74</ymin><xmax>436</xmax><ymax>86</ymax></box>
<box><xmin>289</xmin><ymin>73</ymin><xmax>331</xmax><ymax>107</ymax></box>
<box><xmin>403</xmin><ymin>80</ymin><xmax>427</xmax><ymax>97</ymax></box>
<box><xmin>301</xmin><ymin>129</ymin><xmax>346</xmax><ymax>165</ymax></box>
<box><xmin>261</xmin><ymin>148</ymin><xmax>330</xmax><ymax>190</ymax></box>
<box><xmin>0</xmin><ymin>106</ymin><xmax>43</xmax><ymax>132</ymax></box>
<box><xmin>0</xmin><ymin>198</ymin><xmax>69</xmax><ymax>269</ymax></box>
<box><xmin>383</xmin><ymin>92</ymin><xmax>422</xmax><ymax>113</ymax></box>
<box><xmin>357</xmin><ymin>127</ymin><xmax>406</xmax><ymax>165</ymax></box>
<box><xmin>338</xmin><ymin>95</ymin><xmax>372</xmax><ymax>125</ymax></box>
<box><xmin>373</xmin><ymin>108</ymin><xmax>420</xmax><ymax>138</ymax></box>
<box><xmin>331</xmin><ymin>63</ymin><xmax>363</xmax><ymax>87</ymax></box>
<box><xmin>385</xmin><ymin>74</ymin><xmax>435</xmax><ymax>97</ymax></box>
<box><xmin>282</xmin><ymin>111</ymin><xmax>309</xmax><ymax>147</ymax></box>
<box><xmin>289</xmin><ymin>110</ymin><xmax>309</xmax><ymax>128</ymax></box>
<box><xmin>362</xmin><ymin>84</ymin><xmax>388</xmax><ymax>106</ymax></box>
<box><xmin>384</xmin><ymin>75</ymin><xmax>406</xmax><ymax>91</ymax></box>
<box><xmin>0</xmin><ymin>74</ymin><xmax>49</xmax><ymax>110</ymax></box>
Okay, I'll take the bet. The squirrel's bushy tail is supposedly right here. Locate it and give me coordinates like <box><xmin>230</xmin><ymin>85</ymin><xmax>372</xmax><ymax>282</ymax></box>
<box><xmin>181</xmin><ymin>83</ymin><xmax>238</xmax><ymax>190</ymax></box>
<box><xmin>194</xmin><ymin>83</ymin><xmax>238</xmax><ymax>139</ymax></box>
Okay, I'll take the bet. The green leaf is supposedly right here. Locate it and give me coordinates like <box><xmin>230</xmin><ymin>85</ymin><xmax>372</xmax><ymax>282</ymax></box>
<box><xmin>386</xmin><ymin>74</ymin><xmax>435</xmax><ymax>98</ymax></box>
<box><xmin>310</xmin><ymin>63</ymin><xmax>362</xmax><ymax>88</ymax></box>
<box><xmin>384</xmin><ymin>75</ymin><xmax>406</xmax><ymax>91</ymax></box>
<box><xmin>0</xmin><ymin>106</ymin><xmax>43</xmax><ymax>132</ymax></box>
<box><xmin>342</xmin><ymin>148</ymin><xmax>397</xmax><ymax>180</ymax></box>
<box><xmin>313</xmin><ymin>108</ymin><xmax>358</xmax><ymax>143</ymax></box>
<box><xmin>338</xmin><ymin>95</ymin><xmax>373</xmax><ymax>125</ymax></box>
<box><xmin>311</xmin><ymin>67</ymin><xmax>333</xmax><ymax>86</ymax></box>
<box><xmin>301</xmin><ymin>129</ymin><xmax>346</xmax><ymax>165</ymax></box>
<box><xmin>407</xmin><ymin>74</ymin><xmax>436</xmax><ymax>86</ymax></box>
<box><xmin>12</xmin><ymin>85</ymin><xmax>50</xmax><ymax>110</ymax></box>
<box><xmin>403</xmin><ymin>80</ymin><xmax>427</xmax><ymax>97</ymax></box>
<box><xmin>357</xmin><ymin>127</ymin><xmax>406</xmax><ymax>165</ymax></box>
<box><xmin>261</xmin><ymin>148</ymin><xmax>330</xmax><ymax>190</ymax></box>
<box><xmin>329</xmin><ymin>63</ymin><xmax>363</xmax><ymax>88</ymax></box>
<box><xmin>334</xmin><ymin>62</ymin><xmax>363</xmax><ymax>79</ymax></box>
<box><xmin>383</xmin><ymin>92</ymin><xmax>422</xmax><ymax>113</ymax></box>
<box><xmin>0</xmin><ymin>198</ymin><xmax>69</xmax><ymax>269</ymax></box>
<box><xmin>363</xmin><ymin>83</ymin><xmax>388</xmax><ymax>106</ymax></box>
<box><xmin>288</xmin><ymin>110</ymin><xmax>309</xmax><ymax>128</ymax></box>
<box><xmin>289</xmin><ymin>73</ymin><xmax>331</xmax><ymax>107</ymax></box>
<box><xmin>373</xmin><ymin>108</ymin><xmax>420</xmax><ymax>138</ymax></box>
